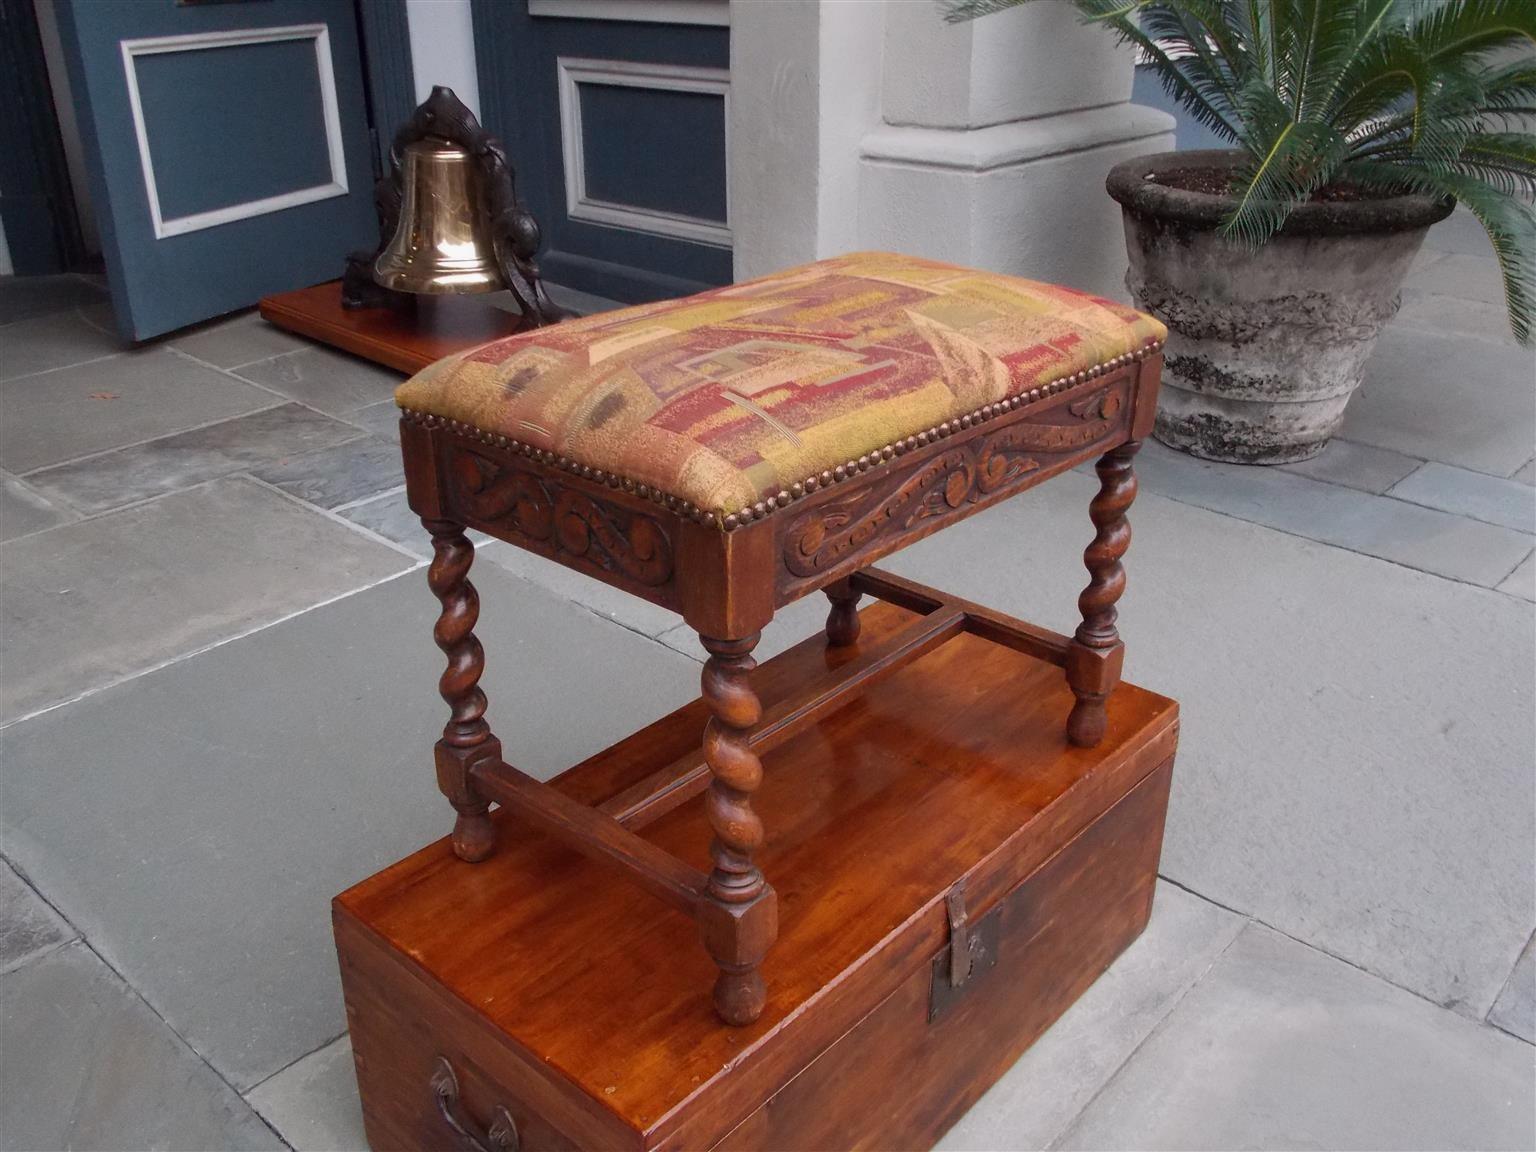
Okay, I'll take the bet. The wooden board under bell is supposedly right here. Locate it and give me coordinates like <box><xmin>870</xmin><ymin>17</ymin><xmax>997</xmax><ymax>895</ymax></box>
<box><xmin>258</xmin><ymin>281</ymin><xmax>531</xmax><ymax>375</ymax></box>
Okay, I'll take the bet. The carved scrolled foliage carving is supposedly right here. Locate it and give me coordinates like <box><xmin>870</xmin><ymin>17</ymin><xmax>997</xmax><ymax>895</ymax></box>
<box><xmin>782</xmin><ymin>380</ymin><xmax>1130</xmax><ymax>582</ymax></box>
<box><xmin>447</xmin><ymin>446</ymin><xmax>674</xmax><ymax>589</ymax></box>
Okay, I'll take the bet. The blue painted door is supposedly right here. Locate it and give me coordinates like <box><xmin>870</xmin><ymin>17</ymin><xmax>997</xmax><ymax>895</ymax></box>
<box><xmin>53</xmin><ymin>0</ymin><xmax>377</xmax><ymax>339</ymax></box>
<box><xmin>474</xmin><ymin>1</ymin><xmax>731</xmax><ymax>303</ymax></box>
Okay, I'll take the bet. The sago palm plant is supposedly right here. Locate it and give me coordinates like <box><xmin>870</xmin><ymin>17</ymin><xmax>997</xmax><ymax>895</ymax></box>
<box><xmin>944</xmin><ymin>0</ymin><xmax>1536</xmax><ymax>343</ymax></box>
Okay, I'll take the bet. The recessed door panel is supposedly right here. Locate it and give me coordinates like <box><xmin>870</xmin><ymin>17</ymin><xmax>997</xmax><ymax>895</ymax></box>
<box><xmin>475</xmin><ymin>2</ymin><xmax>731</xmax><ymax>303</ymax></box>
<box><xmin>54</xmin><ymin>0</ymin><xmax>376</xmax><ymax>339</ymax></box>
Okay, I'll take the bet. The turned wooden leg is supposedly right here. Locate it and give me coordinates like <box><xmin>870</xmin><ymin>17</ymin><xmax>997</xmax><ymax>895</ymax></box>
<box><xmin>424</xmin><ymin>519</ymin><xmax>500</xmax><ymax>862</ymax></box>
<box><xmin>697</xmin><ymin>633</ymin><xmax>778</xmax><ymax>1025</ymax></box>
<box><xmin>1066</xmin><ymin>441</ymin><xmax>1139</xmax><ymax>748</ymax></box>
<box><xmin>824</xmin><ymin>576</ymin><xmax>863</xmax><ymax>647</ymax></box>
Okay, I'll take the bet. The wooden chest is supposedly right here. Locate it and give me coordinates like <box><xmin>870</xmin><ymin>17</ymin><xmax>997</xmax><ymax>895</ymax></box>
<box><xmin>334</xmin><ymin>600</ymin><xmax>1178</xmax><ymax>1151</ymax></box>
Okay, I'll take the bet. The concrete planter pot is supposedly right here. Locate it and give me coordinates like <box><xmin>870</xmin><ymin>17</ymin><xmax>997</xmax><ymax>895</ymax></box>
<box><xmin>1106</xmin><ymin>150</ymin><xmax>1453</xmax><ymax>464</ymax></box>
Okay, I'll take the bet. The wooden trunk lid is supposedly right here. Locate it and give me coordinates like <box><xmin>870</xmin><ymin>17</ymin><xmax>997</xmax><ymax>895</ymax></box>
<box><xmin>335</xmin><ymin>601</ymin><xmax>1179</xmax><ymax>1150</ymax></box>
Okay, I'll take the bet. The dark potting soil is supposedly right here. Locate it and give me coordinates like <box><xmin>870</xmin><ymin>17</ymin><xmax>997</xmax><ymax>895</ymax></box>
<box><xmin>1153</xmin><ymin>166</ymin><xmax>1382</xmax><ymax>202</ymax></box>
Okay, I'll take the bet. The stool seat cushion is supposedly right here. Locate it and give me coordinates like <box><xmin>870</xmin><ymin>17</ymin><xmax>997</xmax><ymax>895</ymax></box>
<box><xmin>396</xmin><ymin>252</ymin><xmax>1165</xmax><ymax>521</ymax></box>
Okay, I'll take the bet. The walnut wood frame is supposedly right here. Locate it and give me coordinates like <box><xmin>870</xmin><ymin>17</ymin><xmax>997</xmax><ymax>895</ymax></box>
<box><xmin>401</xmin><ymin>349</ymin><xmax>1162</xmax><ymax>1026</ymax></box>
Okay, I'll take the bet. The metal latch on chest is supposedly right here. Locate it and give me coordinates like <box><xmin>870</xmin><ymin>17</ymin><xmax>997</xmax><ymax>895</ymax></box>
<box><xmin>929</xmin><ymin>878</ymin><xmax>1002</xmax><ymax>1022</ymax></box>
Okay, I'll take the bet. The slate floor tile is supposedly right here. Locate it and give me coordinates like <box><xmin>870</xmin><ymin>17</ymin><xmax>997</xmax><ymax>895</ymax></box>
<box><xmin>0</xmin><ymin>477</ymin><xmax>412</xmax><ymax>723</ymax></box>
<box><xmin>0</xmin><ymin>858</ymin><xmax>75</xmax><ymax>974</ymax></box>
<box><xmin>1055</xmin><ymin>925</ymin><xmax>1536</xmax><ymax>1152</ymax></box>
<box><xmin>0</xmin><ymin>310</ymin><xmax>128</xmax><ymax>381</ymax></box>
<box><xmin>0</xmin><ymin>472</ymin><xmax>77</xmax><ymax>543</ymax></box>
<box><xmin>1405</xmin><ymin>250</ymin><xmax>1511</xmax><ymax>306</ymax></box>
<box><xmin>655</xmin><ymin>591</ymin><xmax>831</xmax><ymax>663</ymax></box>
<box><xmin>24</xmin><ymin>404</ymin><xmax>365</xmax><ymax>515</ymax></box>
<box><xmin>0</xmin><ymin>566</ymin><xmax>698</xmax><ymax>1090</ymax></box>
<box><xmin>234</xmin><ymin>345</ymin><xmax>403</xmax><ymax>418</ymax></box>
<box><xmin>0</xmin><ymin>943</ymin><xmax>282</xmax><ymax>1151</ymax></box>
<box><xmin>480</xmin><ymin>539</ymin><xmax>682</xmax><ymax>636</ymax></box>
<box><xmin>1389</xmin><ymin>461</ymin><xmax>1536</xmax><ymax>533</ymax></box>
<box><xmin>0</xmin><ymin>274</ymin><xmax>106</xmax><ymax>324</ymax></box>
<box><xmin>1498</xmin><ymin>550</ymin><xmax>1535</xmax><ymax>601</ymax></box>
<box><xmin>1394</xmin><ymin>290</ymin><xmax>1525</xmax><ymax>346</ymax></box>
<box><xmin>1276</xmin><ymin>438</ymin><xmax>1422</xmax><ymax>494</ymax></box>
<box><xmin>337</xmin><ymin>486</ymin><xmax>423</xmax><ymax>550</ymax></box>
<box><xmin>246</xmin><ymin>1036</ymin><xmax>366</xmax><ymax>1152</ymax></box>
<box><xmin>166</xmin><ymin>310</ymin><xmax>312</xmax><ymax>370</ymax></box>
<box><xmin>1488</xmin><ymin>933</ymin><xmax>1535</xmax><ymax>1043</ymax></box>
<box><xmin>938</xmin><ymin>882</ymin><xmax>1245</xmax><ymax>1151</ymax></box>
<box><xmin>1344</xmin><ymin>327</ymin><xmax>1536</xmax><ymax>477</ymax></box>
<box><xmin>249</xmin><ymin>434</ymin><xmax>404</xmax><ymax>510</ymax></box>
<box><xmin>1423</xmin><ymin>208</ymin><xmax>1498</xmax><ymax>259</ymax></box>
<box><xmin>883</xmin><ymin>473</ymin><xmax>1535</xmax><ymax>1018</ymax></box>
<box><xmin>336</xmin><ymin>487</ymin><xmax>492</xmax><ymax>556</ymax></box>
<box><xmin>343</xmin><ymin>399</ymin><xmax>403</xmax><ymax>442</ymax></box>
<box><xmin>1133</xmin><ymin>438</ymin><xmax>1533</xmax><ymax>586</ymax></box>
<box><xmin>0</xmin><ymin>347</ymin><xmax>278</xmax><ymax>474</ymax></box>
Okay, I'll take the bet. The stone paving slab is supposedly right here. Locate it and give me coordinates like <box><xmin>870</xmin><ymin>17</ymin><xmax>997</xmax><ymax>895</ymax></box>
<box><xmin>655</xmin><ymin>591</ymin><xmax>832</xmax><ymax>664</ymax></box>
<box><xmin>1498</xmin><ymin>551</ymin><xmax>1535</xmax><ymax>601</ymax></box>
<box><xmin>0</xmin><ymin>473</ymin><xmax>77</xmax><ymax>543</ymax></box>
<box><xmin>1276</xmin><ymin>438</ymin><xmax>1422</xmax><ymax>494</ymax></box>
<box><xmin>23</xmin><ymin>404</ymin><xmax>365</xmax><ymax>515</ymax></box>
<box><xmin>1395</xmin><ymin>290</ymin><xmax>1525</xmax><ymax>346</ymax></box>
<box><xmin>0</xmin><ymin>348</ymin><xmax>280</xmax><ymax>475</ymax></box>
<box><xmin>1515</xmin><ymin>457</ymin><xmax>1536</xmax><ymax>486</ymax></box>
<box><xmin>883</xmin><ymin>473</ymin><xmax>1535</xmax><ymax>1018</ymax></box>
<box><xmin>336</xmin><ymin>487</ymin><xmax>494</xmax><ymax>557</ymax></box>
<box><xmin>937</xmin><ymin>882</ymin><xmax>1245</xmax><ymax>1151</ymax></box>
<box><xmin>1423</xmin><ymin>208</ymin><xmax>1497</xmax><ymax>259</ymax></box>
<box><xmin>1131</xmin><ymin>438</ymin><xmax>1532</xmax><ymax>586</ymax></box>
<box><xmin>0</xmin><ymin>859</ymin><xmax>75</xmax><ymax>974</ymax></box>
<box><xmin>234</xmin><ymin>346</ymin><xmax>403</xmax><ymax>419</ymax></box>
<box><xmin>342</xmin><ymin>399</ymin><xmax>404</xmax><ymax>443</ymax></box>
<box><xmin>337</xmin><ymin>487</ymin><xmax>426</xmax><ymax>554</ymax></box>
<box><xmin>166</xmin><ymin>311</ymin><xmax>312</xmax><ymax>370</ymax></box>
<box><xmin>0</xmin><ymin>310</ymin><xmax>127</xmax><ymax>381</ymax></box>
<box><xmin>0</xmin><ymin>565</ymin><xmax>699</xmax><ymax>1090</ymax></box>
<box><xmin>246</xmin><ymin>1036</ymin><xmax>365</xmax><ymax>1152</ymax></box>
<box><xmin>479</xmin><ymin>539</ymin><xmax>682</xmax><ymax>637</ymax></box>
<box><xmin>0</xmin><ymin>274</ymin><xmax>106</xmax><ymax>324</ymax></box>
<box><xmin>251</xmin><ymin>435</ymin><xmax>406</xmax><ymax>511</ymax></box>
<box><xmin>1055</xmin><ymin>924</ymin><xmax>1536</xmax><ymax>1152</ymax></box>
<box><xmin>1389</xmin><ymin>461</ymin><xmax>1536</xmax><ymax>533</ymax></box>
<box><xmin>1406</xmin><ymin>251</ymin><xmax>1511</xmax><ymax>307</ymax></box>
<box><xmin>1</xmin><ymin>944</ymin><xmax>281</xmax><ymax>1151</ymax></box>
<box><xmin>1343</xmin><ymin>326</ymin><xmax>1536</xmax><ymax>478</ymax></box>
<box><xmin>1489</xmin><ymin>933</ymin><xmax>1535</xmax><ymax>1044</ymax></box>
<box><xmin>0</xmin><ymin>477</ymin><xmax>412</xmax><ymax>724</ymax></box>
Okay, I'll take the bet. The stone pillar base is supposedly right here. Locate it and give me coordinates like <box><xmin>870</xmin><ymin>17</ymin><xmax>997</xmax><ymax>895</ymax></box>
<box><xmin>859</xmin><ymin>105</ymin><xmax>1174</xmax><ymax>300</ymax></box>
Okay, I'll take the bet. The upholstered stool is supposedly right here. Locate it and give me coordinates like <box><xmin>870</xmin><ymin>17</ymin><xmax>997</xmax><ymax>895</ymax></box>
<box><xmin>396</xmin><ymin>251</ymin><xmax>1165</xmax><ymax>1026</ymax></box>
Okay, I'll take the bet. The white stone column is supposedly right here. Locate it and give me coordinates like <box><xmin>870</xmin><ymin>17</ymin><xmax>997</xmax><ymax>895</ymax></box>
<box><xmin>729</xmin><ymin>0</ymin><xmax>1174</xmax><ymax>298</ymax></box>
<box><xmin>728</xmin><ymin>0</ymin><xmax>883</xmax><ymax>280</ymax></box>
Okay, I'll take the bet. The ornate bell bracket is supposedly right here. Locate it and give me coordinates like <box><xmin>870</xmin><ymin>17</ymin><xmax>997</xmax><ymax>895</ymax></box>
<box><xmin>343</xmin><ymin>86</ymin><xmax>561</xmax><ymax>328</ymax></box>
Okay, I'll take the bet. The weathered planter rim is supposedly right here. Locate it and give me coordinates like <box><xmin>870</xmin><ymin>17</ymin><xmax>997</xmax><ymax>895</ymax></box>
<box><xmin>1106</xmin><ymin>149</ymin><xmax>1454</xmax><ymax>237</ymax></box>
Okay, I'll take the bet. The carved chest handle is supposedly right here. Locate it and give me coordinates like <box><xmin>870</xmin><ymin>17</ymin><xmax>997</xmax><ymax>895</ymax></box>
<box><xmin>430</xmin><ymin>1056</ymin><xmax>520</xmax><ymax>1151</ymax></box>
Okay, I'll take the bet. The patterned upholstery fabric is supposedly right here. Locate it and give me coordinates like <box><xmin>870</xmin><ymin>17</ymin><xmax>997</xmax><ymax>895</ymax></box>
<box><xmin>396</xmin><ymin>252</ymin><xmax>1166</xmax><ymax>519</ymax></box>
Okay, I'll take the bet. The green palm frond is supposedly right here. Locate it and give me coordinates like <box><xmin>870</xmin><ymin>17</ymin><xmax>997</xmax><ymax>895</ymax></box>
<box><xmin>1345</xmin><ymin>159</ymin><xmax>1536</xmax><ymax>342</ymax></box>
<box><xmin>940</xmin><ymin>0</ymin><xmax>1536</xmax><ymax>343</ymax></box>
<box><xmin>1403</xmin><ymin>0</ymin><xmax>1536</xmax><ymax>64</ymax></box>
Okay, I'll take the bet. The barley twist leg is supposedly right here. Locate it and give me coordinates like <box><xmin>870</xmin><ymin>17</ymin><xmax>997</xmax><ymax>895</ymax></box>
<box><xmin>1066</xmin><ymin>441</ymin><xmax>1139</xmax><ymax>747</ymax></box>
<box><xmin>425</xmin><ymin>519</ymin><xmax>500</xmax><ymax>861</ymax></box>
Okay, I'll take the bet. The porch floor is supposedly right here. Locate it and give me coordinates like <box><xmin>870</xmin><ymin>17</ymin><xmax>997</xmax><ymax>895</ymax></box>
<box><xmin>1</xmin><ymin>222</ymin><xmax>1532</xmax><ymax>1151</ymax></box>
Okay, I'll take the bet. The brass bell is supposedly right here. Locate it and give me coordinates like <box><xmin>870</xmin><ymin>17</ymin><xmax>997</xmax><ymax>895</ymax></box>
<box><xmin>373</xmin><ymin>137</ymin><xmax>505</xmax><ymax>294</ymax></box>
